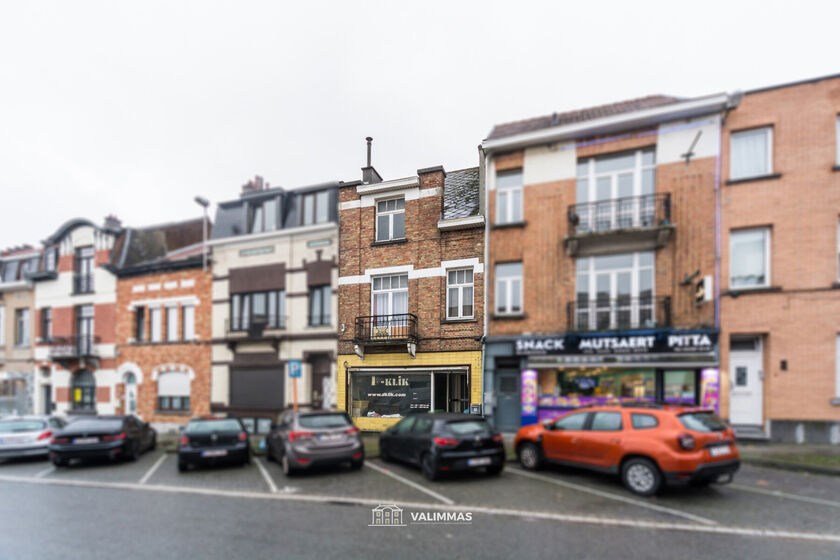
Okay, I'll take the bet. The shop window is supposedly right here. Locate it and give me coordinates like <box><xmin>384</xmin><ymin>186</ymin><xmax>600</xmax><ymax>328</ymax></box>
<box><xmin>730</xmin><ymin>228</ymin><xmax>770</xmax><ymax>288</ymax></box>
<box><xmin>538</xmin><ymin>368</ymin><xmax>655</xmax><ymax>407</ymax></box>
<box><xmin>447</xmin><ymin>269</ymin><xmax>474</xmax><ymax>319</ymax></box>
<box><xmin>631</xmin><ymin>413</ymin><xmax>659</xmax><ymax>429</ymax></box>
<box><xmin>590</xmin><ymin>411</ymin><xmax>623</xmax><ymax>431</ymax></box>
<box><xmin>730</xmin><ymin>127</ymin><xmax>772</xmax><ymax>180</ymax></box>
<box><xmin>496</xmin><ymin>169</ymin><xmax>523</xmax><ymax>224</ymax></box>
<box><xmin>350</xmin><ymin>372</ymin><xmax>431</xmax><ymax>418</ymax></box>
<box><xmin>376</xmin><ymin>198</ymin><xmax>405</xmax><ymax>242</ymax></box>
<box><xmin>663</xmin><ymin>370</ymin><xmax>696</xmax><ymax>405</ymax></box>
<box><xmin>157</xmin><ymin>371</ymin><xmax>190</xmax><ymax>411</ymax></box>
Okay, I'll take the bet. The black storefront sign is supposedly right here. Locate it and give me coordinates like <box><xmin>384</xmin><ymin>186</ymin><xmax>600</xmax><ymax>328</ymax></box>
<box><xmin>515</xmin><ymin>330</ymin><xmax>718</xmax><ymax>356</ymax></box>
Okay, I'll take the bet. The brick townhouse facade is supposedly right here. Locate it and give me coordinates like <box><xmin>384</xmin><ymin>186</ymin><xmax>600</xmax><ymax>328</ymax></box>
<box><xmin>114</xmin><ymin>218</ymin><xmax>211</xmax><ymax>432</ymax></box>
<box><xmin>208</xmin><ymin>177</ymin><xmax>342</xmax><ymax>435</ymax></box>
<box><xmin>336</xmin><ymin>154</ymin><xmax>485</xmax><ymax>432</ymax></box>
<box><xmin>0</xmin><ymin>245</ymin><xmax>40</xmax><ymax>415</ymax></box>
<box><xmin>480</xmin><ymin>93</ymin><xmax>740</xmax><ymax>431</ymax></box>
<box><xmin>719</xmin><ymin>74</ymin><xmax>840</xmax><ymax>443</ymax></box>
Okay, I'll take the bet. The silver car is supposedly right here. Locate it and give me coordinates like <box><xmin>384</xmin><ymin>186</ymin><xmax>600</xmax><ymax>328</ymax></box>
<box><xmin>0</xmin><ymin>416</ymin><xmax>68</xmax><ymax>462</ymax></box>
<box><xmin>265</xmin><ymin>410</ymin><xmax>364</xmax><ymax>475</ymax></box>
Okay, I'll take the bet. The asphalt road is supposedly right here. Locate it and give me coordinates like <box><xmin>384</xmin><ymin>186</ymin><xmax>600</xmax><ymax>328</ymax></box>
<box><xmin>0</xmin><ymin>452</ymin><xmax>838</xmax><ymax>560</ymax></box>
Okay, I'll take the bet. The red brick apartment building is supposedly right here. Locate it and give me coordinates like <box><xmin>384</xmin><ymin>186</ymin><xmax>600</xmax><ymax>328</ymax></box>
<box><xmin>114</xmin><ymin>218</ymin><xmax>211</xmax><ymax>431</ymax></box>
<box><xmin>720</xmin><ymin>74</ymin><xmax>840</xmax><ymax>443</ymax></box>
<box><xmin>481</xmin><ymin>93</ymin><xmax>739</xmax><ymax>431</ymax></box>
<box><xmin>336</xmin><ymin>155</ymin><xmax>485</xmax><ymax>432</ymax></box>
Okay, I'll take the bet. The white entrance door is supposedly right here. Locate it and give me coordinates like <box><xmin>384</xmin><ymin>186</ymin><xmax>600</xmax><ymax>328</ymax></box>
<box><xmin>729</xmin><ymin>338</ymin><xmax>763</xmax><ymax>425</ymax></box>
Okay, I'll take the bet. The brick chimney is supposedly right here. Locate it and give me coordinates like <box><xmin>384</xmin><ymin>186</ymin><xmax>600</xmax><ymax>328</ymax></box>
<box><xmin>242</xmin><ymin>175</ymin><xmax>265</xmax><ymax>194</ymax></box>
<box><xmin>104</xmin><ymin>214</ymin><xmax>122</xmax><ymax>230</ymax></box>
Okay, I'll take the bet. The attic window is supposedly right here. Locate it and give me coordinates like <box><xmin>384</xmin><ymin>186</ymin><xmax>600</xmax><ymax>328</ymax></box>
<box><xmin>250</xmin><ymin>197</ymin><xmax>279</xmax><ymax>234</ymax></box>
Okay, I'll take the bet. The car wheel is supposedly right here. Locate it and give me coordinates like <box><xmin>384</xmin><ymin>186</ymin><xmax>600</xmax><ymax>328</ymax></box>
<box><xmin>52</xmin><ymin>457</ymin><xmax>68</xmax><ymax>468</ymax></box>
<box><xmin>351</xmin><ymin>458</ymin><xmax>364</xmax><ymax>470</ymax></box>
<box><xmin>127</xmin><ymin>441</ymin><xmax>140</xmax><ymax>462</ymax></box>
<box><xmin>281</xmin><ymin>454</ymin><xmax>296</xmax><ymax>476</ymax></box>
<box><xmin>149</xmin><ymin>434</ymin><xmax>157</xmax><ymax>452</ymax></box>
<box><xmin>266</xmin><ymin>442</ymin><xmax>275</xmax><ymax>462</ymax></box>
<box><xmin>421</xmin><ymin>453</ymin><xmax>438</xmax><ymax>481</ymax></box>
<box><xmin>622</xmin><ymin>457</ymin><xmax>662</xmax><ymax>497</ymax></box>
<box><xmin>178</xmin><ymin>460</ymin><xmax>188</xmax><ymax>472</ymax></box>
<box><xmin>379</xmin><ymin>442</ymin><xmax>391</xmax><ymax>463</ymax></box>
<box><xmin>518</xmin><ymin>442</ymin><xmax>543</xmax><ymax>470</ymax></box>
<box><xmin>486</xmin><ymin>464</ymin><xmax>504</xmax><ymax>476</ymax></box>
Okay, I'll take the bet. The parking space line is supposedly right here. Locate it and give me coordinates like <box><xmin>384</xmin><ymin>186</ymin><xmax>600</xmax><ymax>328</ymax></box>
<box><xmin>364</xmin><ymin>461</ymin><xmax>454</xmax><ymax>505</ymax></box>
<box><xmin>138</xmin><ymin>454</ymin><xmax>168</xmax><ymax>485</ymax></box>
<box><xmin>255</xmin><ymin>458</ymin><xmax>278</xmax><ymax>494</ymax></box>
<box><xmin>507</xmin><ymin>467</ymin><xmax>717</xmax><ymax>526</ymax></box>
<box><xmin>730</xmin><ymin>483</ymin><xmax>840</xmax><ymax>509</ymax></box>
<box><xmin>0</xmin><ymin>474</ymin><xmax>838</xmax><ymax>544</ymax></box>
<box><xmin>35</xmin><ymin>466</ymin><xmax>55</xmax><ymax>479</ymax></box>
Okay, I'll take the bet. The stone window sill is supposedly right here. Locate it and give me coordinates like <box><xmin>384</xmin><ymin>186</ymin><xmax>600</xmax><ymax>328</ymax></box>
<box><xmin>441</xmin><ymin>318</ymin><xmax>478</xmax><ymax>324</ymax></box>
<box><xmin>155</xmin><ymin>410</ymin><xmax>191</xmax><ymax>416</ymax></box>
<box><xmin>371</xmin><ymin>238</ymin><xmax>408</xmax><ymax>247</ymax></box>
<box><xmin>491</xmin><ymin>313</ymin><xmax>527</xmax><ymax>320</ymax></box>
<box><xmin>725</xmin><ymin>173</ymin><xmax>782</xmax><ymax>186</ymax></box>
<box><xmin>491</xmin><ymin>221</ymin><xmax>527</xmax><ymax>230</ymax></box>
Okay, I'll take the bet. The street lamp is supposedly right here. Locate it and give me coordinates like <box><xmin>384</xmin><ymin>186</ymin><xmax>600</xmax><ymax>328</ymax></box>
<box><xmin>194</xmin><ymin>196</ymin><xmax>210</xmax><ymax>272</ymax></box>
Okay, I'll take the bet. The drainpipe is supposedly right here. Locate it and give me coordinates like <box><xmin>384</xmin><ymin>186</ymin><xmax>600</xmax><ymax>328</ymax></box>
<box><xmin>480</xmin><ymin>144</ymin><xmax>490</xmax><ymax>419</ymax></box>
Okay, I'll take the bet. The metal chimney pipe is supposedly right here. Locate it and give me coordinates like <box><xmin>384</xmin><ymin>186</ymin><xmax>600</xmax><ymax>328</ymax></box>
<box><xmin>366</xmin><ymin>137</ymin><xmax>373</xmax><ymax>167</ymax></box>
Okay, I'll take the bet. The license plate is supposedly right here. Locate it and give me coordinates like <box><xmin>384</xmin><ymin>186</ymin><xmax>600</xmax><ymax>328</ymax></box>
<box><xmin>709</xmin><ymin>445</ymin><xmax>731</xmax><ymax>457</ymax></box>
<box><xmin>73</xmin><ymin>437</ymin><xmax>99</xmax><ymax>445</ymax></box>
<box><xmin>318</xmin><ymin>434</ymin><xmax>341</xmax><ymax>441</ymax></box>
<box><xmin>201</xmin><ymin>449</ymin><xmax>228</xmax><ymax>458</ymax></box>
<box><xmin>467</xmin><ymin>457</ymin><xmax>492</xmax><ymax>467</ymax></box>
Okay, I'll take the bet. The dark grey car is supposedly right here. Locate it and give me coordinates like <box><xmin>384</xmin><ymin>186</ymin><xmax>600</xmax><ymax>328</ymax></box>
<box><xmin>264</xmin><ymin>410</ymin><xmax>364</xmax><ymax>475</ymax></box>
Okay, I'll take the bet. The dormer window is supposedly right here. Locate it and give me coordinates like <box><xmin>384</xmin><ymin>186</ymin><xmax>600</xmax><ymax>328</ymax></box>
<box><xmin>302</xmin><ymin>190</ymin><xmax>330</xmax><ymax>226</ymax></box>
<box><xmin>376</xmin><ymin>198</ymin><xmax>405</xmax><ymax>242</ymax></box>
<box><xmin>249</xmin><ymin>197</ymin><xmax>279</xmax><ymax>234</ymax></box>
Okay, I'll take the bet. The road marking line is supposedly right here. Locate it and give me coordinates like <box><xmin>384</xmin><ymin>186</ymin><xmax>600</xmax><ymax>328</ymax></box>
<box><xmin>730</xmin><ymin>483</ymin><xmax>840</xmax><ymax>509</ymax></box>
<box><xmin>0</xmin><ymin>474</ymin><xmax>837</xmax><ymax>544</ymax></box>
<box><xmin>35</xmin><ymin>466</ymin><xmax>55</xmax><ymax>479</ymax></box>
<box><xmin>364</xmin><ymin>461</ymin><xmax>455</xmax><ymax>505</ymax></box>
<box><xmin>507</xmin><ymin>467</ymin><xmax>716</xmax><ymax>526</ymax></box>
<box><xmin>255</xmin><ymin>458</ymin><xmax>278</xmax><ymax>494</ymax></box>
<box><xmin>138</xmin><ymin>454</ymin><xmax>167</xmax><ymax>485</ymax></box>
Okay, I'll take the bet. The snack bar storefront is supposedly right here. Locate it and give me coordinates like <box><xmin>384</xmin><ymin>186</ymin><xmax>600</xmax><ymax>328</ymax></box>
<box><xmin>496</xmin><ymin>329</ymin><xmax>720</xmax><ymax>428</ymax></box>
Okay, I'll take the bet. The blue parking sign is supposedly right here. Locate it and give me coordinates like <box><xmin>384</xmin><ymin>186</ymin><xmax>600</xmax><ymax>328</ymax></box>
<box><xmin>287</xmin><ymin>360</ymin><xmax>302</xmax><ymax>378</ymax></box>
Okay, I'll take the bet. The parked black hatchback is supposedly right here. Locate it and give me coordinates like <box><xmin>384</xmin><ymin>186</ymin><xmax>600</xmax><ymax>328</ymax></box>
<box><xmin>379</xmin><ymin>413</ymin><xmax>505</xmax><ymax>480</ymax></box>
<box><xmin>178</xmin><ymin>417</ymin><xmax>251</xmax><ymax>471</ymax></box>
<box><xmin>50</xmin><ymin>415</ymin><xmax>156</xmax><ymax>467</ymax></box>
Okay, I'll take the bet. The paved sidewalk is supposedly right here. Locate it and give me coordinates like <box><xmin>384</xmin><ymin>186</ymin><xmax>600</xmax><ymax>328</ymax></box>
<box><xmin>738</xmin><ymin>444</ymin><xmax>840</xmax><ymax>476</ymax></box>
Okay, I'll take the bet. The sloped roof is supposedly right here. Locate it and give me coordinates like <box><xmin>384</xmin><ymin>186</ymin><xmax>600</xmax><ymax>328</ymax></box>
<box><xmin>486</xmin><ymin>95</ymin><xmax>682</xmax><ymax>141</ymax></box>
<box><xmin>116</xmin><ymin>217</ymin><xmax>208</xmax><ymax>269</ymax></box>
<box><xmin>442</xmin><ymin>167</ymin><xmax>480</xmax><ymax>220</ymax></box>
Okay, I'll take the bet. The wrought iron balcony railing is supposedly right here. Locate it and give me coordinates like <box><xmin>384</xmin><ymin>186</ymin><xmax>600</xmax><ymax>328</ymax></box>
<box><xmin>48</xmin><ymin>335</ymin><xmax>101</xmax><ymax>359</ymax></box>
<box><xmin>354</xmin><ymin>313</ymin><xmax>418</xmax><ymax>345</ymax></box>
<box><xmin>226</xmin><ymin>315</ymin><xmax>286</xmax><ymax>337</ymax></box>
<box><xmin>568</xmin><ymin>193</ymin><xmax>671</xmax><ymax>236</ymax></box>
<box><xmin>72</xmin><ymin>273</ymin><xmax>94</xmax><ymax>294</ymax></box>
<box><xmin>566</xmin><ymin>296</ymin><xmax>671</xmax><ymax>332</ymax></box>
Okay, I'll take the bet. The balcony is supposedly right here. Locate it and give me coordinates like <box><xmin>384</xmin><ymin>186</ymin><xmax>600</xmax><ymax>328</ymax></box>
<box><xmin>353</xmin><ymin>314</ymin><xmax>418</xmax><ymax>358</ymax></box>
<box><xmin>48</xmin><ymin>335</ymin><xmax>101</xmax><ymax>360</ymax></box>
<box><xmin>565</xmin><ymin>193</ymin><xmax>673</xmax><ymax>256</ymax></box>
<box><xmin>566</xmin><ymin>296</ymin><xmax>671</xmax><ymax>332</ymax></box>
<box><xmin>73</xmin><ymin>273</ymin><xmax>94</xmax><ymax>295</ymax></box>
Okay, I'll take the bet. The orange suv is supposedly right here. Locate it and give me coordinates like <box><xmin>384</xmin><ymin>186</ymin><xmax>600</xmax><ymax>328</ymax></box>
<box><xmin>513</xmin><ymin>403</ymin><xmax>740</xmax><ymax>496</ymax></box>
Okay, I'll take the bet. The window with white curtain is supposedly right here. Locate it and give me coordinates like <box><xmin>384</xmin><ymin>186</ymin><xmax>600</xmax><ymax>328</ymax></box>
<box><xmin>150</xmin><ymin>307</ymin><xmax>162</xmax><ymax>342</ymax></box>
<box><xmin>730</xmin><ymin>127</ymin><xmax>772</xmax><ymax>180</ymax></box>
<box><xmin>182</xmin><ymin>305</ymin><xmax>195</xmax><ymax>340</ymax></box>
<box><xmin>447</xmin><ymin>269</ymin><xmax>474</xmax><ymax>319</ymax></box>
<box><xmin>496</xmin><ymin>169</ymin><xmax>523</xmax><ymax>224</ymax></box>
<box><xmin>495</xmin><ymin>262</ymin><xmax>522</xmax><ymax>314</ymax></box>
<box><xmin>730</xmin><ymin>228</ymin><xmax>770</xmax><ymax>288</ymax></box>
<box><xmin>372</xmin><ymin>274</ymin><xmax>408</xmax><ymax>318</ymax></box>
<box><xmin>157</xmin><ymin>371</ymin><xmax>190</xmax><ymax>411</ymax></box>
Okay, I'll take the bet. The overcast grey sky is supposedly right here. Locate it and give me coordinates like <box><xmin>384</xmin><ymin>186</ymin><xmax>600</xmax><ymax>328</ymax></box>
<box><xmin>0</xmin><ymin>0</ymin><xmax>836</xmax><ymax>249</ymax></box>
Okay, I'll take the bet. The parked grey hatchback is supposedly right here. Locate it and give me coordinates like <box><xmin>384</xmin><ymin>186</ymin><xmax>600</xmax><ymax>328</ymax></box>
<box><xmin>264</xmin><ymin>410</ymin><xmax>364</xmax><ymax>475</ymax></box>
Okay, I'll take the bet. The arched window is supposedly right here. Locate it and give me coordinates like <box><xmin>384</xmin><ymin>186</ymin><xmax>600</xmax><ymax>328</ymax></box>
<box><xmin>157</xmin><ymin>371</ymin><xmax>190</xmax><ymax>411</ymax></box>
<box><xmin>72</xmin><ymin>369</ymin><xmax>96</xmax><ymax>411</ymax></box>
<box><xmin>124</xmin><ymin>372</ymin><xmax>137</xmax><ymax>414</ymax></box>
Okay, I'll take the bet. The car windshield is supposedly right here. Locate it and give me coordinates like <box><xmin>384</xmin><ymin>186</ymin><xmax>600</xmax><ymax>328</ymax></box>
<box><xmin>445</xmin><ymin>419</ymin><xmax>491</xmax><ymax>435</ymax></box>
<box><xmin>185</xmin><ymin>420</ymin><xmax>242</xmax><ymax>434</ymax></box>
<box><xmin>678</xmin><ymin>411</ymin><xmax>727</xmax><ymax>432</ymax></box>
<box><xmin>0</xmin><ymin>420</ymin><xmax>46</xmax><ymax>433</ymax></box>
<box><xmin>298</xmin><ymin>413</ymin><xmax>352</xmax><ymax>429</ymax></box>
<box><xmin>65</xmin><ymin>419</ymin><xmax>123</xmax><ymax>432</ymax></box>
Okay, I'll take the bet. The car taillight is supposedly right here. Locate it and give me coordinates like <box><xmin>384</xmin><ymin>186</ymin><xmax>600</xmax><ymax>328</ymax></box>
<box><xmin>492</xmin><ymin>434</ymin><xmax>504</xmax><ymax>443</ymax></box>
<box><xmin>345</xmin><ymin>427</ymin><xmax>360</xmax><ymax>435</ymax></box>
<box><xmin>37</xmin><ymin>430</ymin><xmax>53</xmax><ymax>441</ymax></box>
<box><xmin>433</xmin><ymin>437</ymin><xmax>459</xmax><ymax>447</ymax></box>
<box><xmin>238</xmin><ymin>432</ymin><xmax>248</xmax><ymax>441</ymax></box>
<box><xmin>677</xmin><ymin>433</ymin><xmax>696</xmax><ymax>450</ymax></box>
<box><xmin>180</xmin><ymin>436</ymin><xmax>189</xmax><ymax>445</ymax></box>
<box><xmin>102</xmin><ymin>432</ymin><xmax>126</xmax><ymax>442</ymax></box>
<box><xmin>288</xmin><ymin>431</ymin><xmax>313</xmax><ymax>442</ymax></box>
<box><xmin>50</xmin><ymin>437</ymin><xmax>69</xmax><ymax>444</ymax></box>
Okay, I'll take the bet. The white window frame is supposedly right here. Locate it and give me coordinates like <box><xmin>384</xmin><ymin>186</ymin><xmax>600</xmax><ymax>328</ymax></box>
<box><xmin>495</xmin><ymin>262</ymin><xmax>523</xmax><ymax>315</ymax></box>
<box><xmin>15</xmin><ymin>308</ymin><xmax>30</xmax><ymax>347</ymax></box>
<box><xmin>730</xmin><ymin>126</ymin><xmax>773</xmax><ymax>180</ymax></box>
<box><xmin>496</xmin><ymin>169</ymin><xmax>523</xmax><ymax>224</ymax></box>
<box><xmin>150</xmin><ymin>307</ymin><xmax>162</xmax><ymax>342</ymax></box>
<box><xmin>375</xmin><ymin>197</ymin><xmax>405</xmax><ymax>242</ymax></box>
<box><xmin>166</xmin><ymin>306</ymin><xmax>178</xmax><ymax>341</ymax></box>
<box><xmin>729</xmin><ymin>227</ymin><xmax>771</xmax><ymax>289</ymax></box>
<box><xmin>0</xmin><ymin>305</ymin><xmax>4</xmax><ymax>346</ymax></box>
<box><xmin>182</xmin><ymin>305</ymin><xmax>195</xmax><ymax>340</ymax></box>
<box><xmin>836</xmin><ymin>115</ymin><xmax>840</xmax><ymax>166</ymax></box>
<box><xmin>837</xmin><ymin>218</ymin><xmax>840</xmax><ymax>282</ymax></box>
<box><xmin>446</xmin><ymin>268</ymin><xmax>474</xmax><ymax>320</ymax></box>
<box><xmin>575</xmin><ymin>252</ymin><xmax>655</xmax><ymax>330</ymax></box>
<box><xmin>371</xmin><ymin>274</ymin><xmax>409</xmax><ymax>317</ymax></box>
<box><xmin>836</xmin><ymin>334</ymin><xmax>840</xmax><ymax>400</ymax></box>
